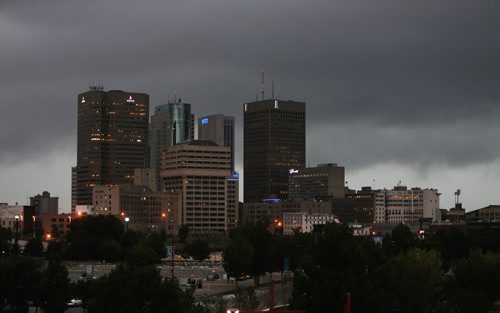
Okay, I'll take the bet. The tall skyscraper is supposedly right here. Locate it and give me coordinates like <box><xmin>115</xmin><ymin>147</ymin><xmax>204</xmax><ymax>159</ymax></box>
<box><xmin>198</xmin><ymin>114</ymin><xmax>235</xmax><ymax>170</ymax></box>
<box><xmin>76</xmin><ymin>87</ymin><xmax>149</xmax><ymax>205</ymax></box>
<box><xmin>244</xmin><ymin>99</ymin><xmax>306</xmax><ymax>202</ymax></box>
<box><xmin>159</xmin><ymin>140</ymin><xmax>237</xmax><ymax>233</ymax></box>
<box><xmin>149</xmin><ymin>100</ymin><xmax>193</xmax><ymax>190</ymax></box>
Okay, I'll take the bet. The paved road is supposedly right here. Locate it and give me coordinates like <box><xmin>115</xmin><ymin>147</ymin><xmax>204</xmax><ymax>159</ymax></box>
<box><xmin>61</xmin><ymin>262</ymin><xmax>287</xmax><ymax>312</ymax></box>
<box><xmin>65</xmin><ymin>262</ymin><xmax>256</xmax><ymax>296</ymax></box>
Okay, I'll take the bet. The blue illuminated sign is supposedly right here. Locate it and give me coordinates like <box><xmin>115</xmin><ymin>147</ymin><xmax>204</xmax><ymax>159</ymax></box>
<box><xmin>201</xmin><ymin>118</ymin><xmax>208</xmax><ymax>125</ymax></box>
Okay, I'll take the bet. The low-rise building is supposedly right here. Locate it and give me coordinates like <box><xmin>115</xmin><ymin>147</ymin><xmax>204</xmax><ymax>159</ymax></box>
<box><xmin>466</xmin><ymin>205</ymin><xmax>500</xmax><ymax>222</ymax></box>
<box><xmin>40</xmin><ymin>213</ymin><xmax>78</xmax><ymax>238</ymax></box>
<box><xmin>0</xmin><ymin>204</ymin><xmax>35</xmax><ymax>236</ymax></box>
<box><xmin>283</xmin><ymin>212</ymin><xmax>337</xmax><ymax>235</ymax></box>
<box><xmin>30</xmin><ymin>191</ymin><xmax>59</xmax><ymax>215</ymax></box>
<box><xmin>374</xmin><ymin>186</ymin><xmax>440</xmax><ymax>224</ymax></box>
<box><xmin>288</xmin><ymin>163</ymin><xmax>345</xmax><ymax>201</ymax></box>
<box><xmin>242</xmin><ymin>200</ymin><xmax>332</xmax><ymax>225</ymax></box>
<box><xmin>92</xmin><ymin>185</ymin><xmax>181</xmax><ymax>234</ymax></box>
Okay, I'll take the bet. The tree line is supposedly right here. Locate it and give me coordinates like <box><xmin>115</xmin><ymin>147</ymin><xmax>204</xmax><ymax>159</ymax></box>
<box><xmin>222</xmin><ymin>221</ymin><xmax>500</xmax><ymax>313</ymax></box>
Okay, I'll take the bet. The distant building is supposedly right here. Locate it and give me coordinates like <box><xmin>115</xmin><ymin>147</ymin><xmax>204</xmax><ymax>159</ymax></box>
<box><xmin>241</xmin><ymin>200</ymin><xmax>332</xmax><ymax>225</ymax></box>
<box><xmin>0</xmin><ymin>204</ymin><xmax>35</xmax><ymax>235</ymax></box>
<box><xmin>332</xmin><ymin>186</ymin><xmax>378</xmax><ymax>224</ymax></box>
<box><xmin>374</xmin><ymin>186</ymin><xmax>440</xmax><ymax>224</ymax></box>
<box><xmin>466</xmin><ymin>205</ymin><xmax>500</xmax><ymax>222</ymax></box>
<box><xmin>283</xmin><ymin>212</ymin><xmax>336</xmax><ymax>235</ymax></box>
<box><xmin>76</xmin><ymin>88</ymin><xmax>149</xmax><ymax>205</ymax></box>
<box><xmin>198</xmin><ymin>114</ymin><xmax>235</xmax><ymax>171</ymax></box>
<box><xmin>30</xmin><ymin>191</ymin><xmax>58</xmax><ymax>215</ymax></box>
<box><xmin>244</xmin><ymin>99</ymin><xmax>306</xmax><ymax>202</ymax></box>
<box><xmin>226</xmin><ymin>172</ymin><xmax>240</xmax><ymax>229</ymax></box>
<box><xmin>92</xmin><ymin>185</ymin><xmax>181</xmax><ymax>234</ymax></box>
<box><xmin>40</xmin><ymin>213</ymin><xmax>78</xmax><ymax>238</ymax></box>
<box><xmin>149</xmin><ymin>100</ymin><xmax>194</xmax><ymax>190</ymax></box>
<box><xmin>160</xmin><ymin>140</ymin><xmax>237</xmax><ymax>233</ymax></box>
<box><xmin>71</xmin><ymin>166</ymin><xmax>77</xmax><ymax>209</ymax></box>
<box><xmin>440</xmin><ymin>203</ymin><xmax>466</xmax><ymax>223</ymax></box>
<box><xmin>288</xmin><ymin>163</ymin><xmax>345</xmax><ymax>201</ymax></box>
<box><xmin>134</xmin><ymin>168</ymin><xmax>157</xmax><ymax>192</ymax></box>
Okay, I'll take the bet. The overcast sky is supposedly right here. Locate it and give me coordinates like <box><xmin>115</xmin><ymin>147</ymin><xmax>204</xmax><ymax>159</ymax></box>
<box><xmin>1</xmin><ymin>0</ymin><xmax>499</xmax><ymax>211</ymax></box>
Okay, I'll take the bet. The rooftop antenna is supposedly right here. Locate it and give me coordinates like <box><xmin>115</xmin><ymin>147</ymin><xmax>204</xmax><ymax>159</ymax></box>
<box><xmin>454</xmin><ymin>189</ymin><xmax>461</xmax><ymax>204</ymax></box>
<box><xmin>272</xmin><ymin>80</ymin><xmax>275</xmax><ymax>99</ymax></box>
<box><xmin>255</xmin><ymin>93</ymin><xmax>258</xmax><ymax>101</ymax></box>
<box><xmin>261</xmin><ymin>71</ymin><xmax>265</xmax><ymax>101</ymax></box>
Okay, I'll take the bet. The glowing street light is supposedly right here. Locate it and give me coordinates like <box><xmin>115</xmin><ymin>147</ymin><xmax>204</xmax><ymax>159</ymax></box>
<box><xmin>124</xmin><ymin>217</ymin><xmax>130</xmax><ymax>232</ymax></box>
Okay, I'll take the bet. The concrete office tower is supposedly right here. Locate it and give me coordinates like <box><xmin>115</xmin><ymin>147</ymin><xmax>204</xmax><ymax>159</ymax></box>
<box><xmin>76</xmin><ymin>88</ymin><xmax>149</xmax><ymax>205</ymax></box>
<box><xmin>159</xmin><ymin>140</ymin><xmax>237</xmax><ymax>233</ymax></box>
<box><xmin>244</xmin><ymin>99</ymin><xmax>305</xmax><ymax>202</ymax></box>
<box><xmin>30</xmin><ymin>191</ymin><xmax>59</xmax><ymax>215</ymax></box>
<box><xmin>149</xmin><ymin>100</ymin><xmax>193</xmax><ymax>190</ymax></box>
<box><xmin>288</xmin><ymin>163</ymin><xmax>345</xmax><ymax>201</ymax></box>
<box><xmin>198</xmin><ymin>114</ymin><xmax>235</xmax><ymax>171</ymax></box>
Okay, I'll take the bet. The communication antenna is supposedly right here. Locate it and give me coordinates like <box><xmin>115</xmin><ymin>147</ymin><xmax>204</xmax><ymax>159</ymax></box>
<box><xmin>272</xmin><ymin>80</ymin><xmax>275</xmax><ymax>99</ymax></box>
<box><xmin>454</xmin><ymin>189</ymin><xmax>461</xmax><ymax>204</ymax></box>
<box><xmin>261</xmin><ymin>71</ymin><xmax>265</xmax><ymax>100</ymax></box>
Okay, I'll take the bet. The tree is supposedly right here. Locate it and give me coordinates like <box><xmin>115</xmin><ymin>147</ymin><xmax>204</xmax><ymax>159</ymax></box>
<box><xmin>0</xmin><ymin>256</ymin><xmax>41</xmax><ymax>312</ymax></box>
<box><xmin>0</xmin><ymin>227</ymin><xmax>12</xmax><ymax>256</ymax></box>
<box><xmin>387</xmin><ymin>248</ymin><xmax>443</xmax><ymax>313</ymax></box>
<box><xmin>234</xmin><ymin>288</ymin><xmax>260</xmax><ymax>311</ymax></box>
<box><xmin>223</xmin><ymin>237</ymin><xmax>254</xmax><ymax>283</ymax></box>
<box><xmin>186</xmin><ymin>238</ymin><xmax>211</xmax><ymax>262</ymax></box>
<box><xmin>228</xmin><ymin>222</ymin><xmax>275</xmax><ymax>285</ymax></box>
<box><xmin>36</xmin><ymin>258</ymin><xmax>70</xmax><ymax>313</ymax></box>
<box><xmin>88</xmin><ymin>263</ymin><xmax>195</xmax><ymax>313</ymax></box>
<box><xmin>24</xmin><ymin>236</ymin><xmax>44</xmax><ymax>257</ymax></box>
<box><xmin>66</xmin><ymin>215</ymin><xmax>125</xmax><ymax>261</ymax></box>
<box><xmin>290</xmin><ymin>222</ymin><xmax>389</xmax><ymax>313</ymax></box>
<box><xmin>178</xmin><ymin>224</ymin><xmax>190</xmax><ymax>243</ymax></box>
<box><xmin>384</xmin><ymin>224</ymin><xmax>416</xmax><ymax>255</ymax></box>
<box><xmin>446</xmin><ymin>250</ymin><xmax>500</xmax><ymax>313</ymax></box>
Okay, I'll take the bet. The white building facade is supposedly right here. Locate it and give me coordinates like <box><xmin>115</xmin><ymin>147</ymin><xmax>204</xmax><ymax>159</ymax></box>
<box><xmin>283</xmin><ymin>212</ymin><xmax>337</xmax><ymax>235</ymax></box>
<box><xmin>374</xmin><ymin>186</ymin><xmax>440</xmax><ymax>224</ymax></box>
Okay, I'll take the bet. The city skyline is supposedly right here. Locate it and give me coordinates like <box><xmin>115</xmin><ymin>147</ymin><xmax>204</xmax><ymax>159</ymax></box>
<box><xmin>1</xmin><ymin>0</ymin><xmax>500</xmax><ymax>211</ymax></box>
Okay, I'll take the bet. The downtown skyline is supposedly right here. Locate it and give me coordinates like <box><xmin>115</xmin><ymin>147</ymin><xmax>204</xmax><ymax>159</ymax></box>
<box><xmin>1</xmin><ymin>0</ymin><xmax>500</xmax><ymax>211</ymax></box>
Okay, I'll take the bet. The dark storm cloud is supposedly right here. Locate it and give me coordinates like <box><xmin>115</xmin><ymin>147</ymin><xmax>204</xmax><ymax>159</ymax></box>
<box><xmin>1</xmin><ymin>0</ymin><xmax>499</xmax><ymax>170</ymax></box>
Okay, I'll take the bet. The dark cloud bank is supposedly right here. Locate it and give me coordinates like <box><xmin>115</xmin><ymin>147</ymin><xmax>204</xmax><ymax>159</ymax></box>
<box><xmin>1</xmin><ymin>0</ymin><xmax>499</xmax><ymax>207</ymax></box>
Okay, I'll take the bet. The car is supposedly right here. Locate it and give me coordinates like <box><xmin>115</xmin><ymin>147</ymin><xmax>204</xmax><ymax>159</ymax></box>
<box><xmin>206</xmin><ymin>273</ymin><xmax>220</xmax><ymax>281</ymax></box>
<box><xmin>67</xmin><ymin>298</ymin><xmax>82</xmax><ymax>307</ymax></box>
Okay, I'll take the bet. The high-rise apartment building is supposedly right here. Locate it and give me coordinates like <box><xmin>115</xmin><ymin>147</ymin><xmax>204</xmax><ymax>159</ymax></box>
<box><xmin>198</xmin><ymin>114</ymin><xmax>235</xmax><ymax>171</ymax></box>
<box><xmin>76</xmin><ymin>88</ymin><xmax>149</xmax><ymax>205</ymax></box>
<box><xmin>149</xmin><ymin>100</ymin><xmax>193</xmax><ymax>190</ymax></box>
<box><xmin>288</xmin><ymin>163</ymin><xmax>345</xmax><ymax>201</ymax></box>
<box><xmin>159</xmin><ymin>140</ymin><xmax>237</xmax><ymax>233</ymax></box>
<box><xmin>244</xmin><ymin>99</ymin><xmax>305</xmax><ymax>202</ymax></box>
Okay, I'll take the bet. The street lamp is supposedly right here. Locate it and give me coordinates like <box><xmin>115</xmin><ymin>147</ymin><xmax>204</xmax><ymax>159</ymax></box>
<box><xmin>32</xmin><ymin>216</ymin><xmax>36</xmax><ymax>238</ymax></box>
<box><xmin>14</xmin><ymin>215</ymin><xmax>20</xmax><ymax>253</ymax></box>
<box><xmin>124</xmin><ymin>217</ymin><xmax>130</xmax><ymax>232</ymax></box>
<box><xmin>161</xmin><ymin>212</ymin><xmax>167</xmax><ymax>234</ymax></box>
